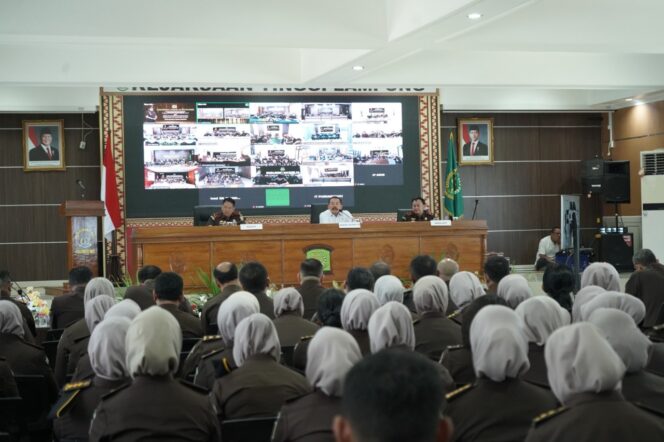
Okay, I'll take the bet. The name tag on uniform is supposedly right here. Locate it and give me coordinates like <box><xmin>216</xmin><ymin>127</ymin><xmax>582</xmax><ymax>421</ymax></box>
<box><xmin>339</xmin><ymin>222</ymin><xmax>361</xmax><ymax>229</ymax></box>
<box><xmin>430</xmin><ymin>220</ymin><xmax>452</xmax><ymax>227</ymax></box>
<box><xmin>240</xmin><ymin>224</ymin><xmax>263</xmax><ymax>230</ymax></box>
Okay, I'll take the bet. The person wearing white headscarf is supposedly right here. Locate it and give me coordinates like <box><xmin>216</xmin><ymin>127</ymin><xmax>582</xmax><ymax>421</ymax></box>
<box><xmin>84</xmin><ymin>277</ymin><xmax>116</xmax><ymax>303</ymax></box>
<box><xmin>525</xmin><ymin>323</ymin><xmax>664</xmax><ymax>442</ymax></box>
<box><xmin>412</xmin><ymin>276</ymin><xmax>462</xmax><ymax>361</ymax></box>
<box><xmin>588</xmin><ymin>308</ymin><xmax>664</xmax><ymax>414</ymax></box>
<box><xmin>374</xmin><ymin>275</ymin><xmax>405</xmax><ymax>305</ymax></box>
<box><xmin>446</xmin><ymin>305</ymin><xmax>557</xmax><ymax>442</ymax></box>
<box><xmin>55</xmin><ymin>277</ymin><xmax>117</xmax><ymax>387</ymax></box>
<box><xmin>340</xmin><ymin>289</ymin><xmax>379</xmax><ymax>355</ymax></box>
<box><xmin>448</xmin><ymin>271</ymin><xmax>485</xmax><ymax>325</ymax></box>
<box><xmin>69</xmin><ymin>295</ymin><xmax>117</xmax><ymax>381</ymax></box>
<box><xmin>516</xmin><ymin>296</ymin><xmax>570</xmax><ymax>388</ymax></box>
<box><xmin>368</xmin><ymin>301</ymin><xmax>416</xmax><ymax>353</ymax></box>
<box><xmin>580</xmin><ymin>262</ymin><xmax>621</xmax><ymax>292</ymax></box>
<box><xmin>272</xmin><ymin>287</ymin><xmax>319</xmax><ymax>347</ymax></box>
<box><xmin>211</xmin><ymin>313</ymin><xmax>310</xmax><ymax>420</ymax></box>
<box><xmin>273</xmin><ymin>327</ymin><xmax>361</xmax><ymax>442</ymax></box>
<box><xmin>497</xmin><ymin>274</ymin><xmax>533</xmax><ymax>309</ymax></box>
<box><xmin>579</xmin><ymin>291</ymin><xmax>646</xmax><ymax>325</ymax></box>
<box><xmin>89</xmin><ymin>307</ymin><xmax>219</xmax><ymax>441</ymax></box>
<box><xmin>189</xmin><ymin>291</ymin><xmax>259</xmax><ymax>389</ymax></box>
<box><xmin>104</xmin><ymin>299</ymin><xmax>141</xmax><ymax>321</ymax></box>
<box><xmin>53</xmin><ymin>317</ymin><xmax>131</xmax><ymax>441</ymax></box>
<box><xmin>571</xmin><ymin>285</ymin><xmax>605</xmax><ymax>322</ymax></box>
<box><xmin>84</xmin><ymin>295</ymin><xmax>116</xmax><ymax>333</ymax></box>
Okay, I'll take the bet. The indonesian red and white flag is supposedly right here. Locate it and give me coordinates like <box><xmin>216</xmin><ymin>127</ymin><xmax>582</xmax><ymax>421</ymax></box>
<box><xmin>102</xmin><ymin>133</ymin><xmax>121</xmax><ymax>239</ymax></box>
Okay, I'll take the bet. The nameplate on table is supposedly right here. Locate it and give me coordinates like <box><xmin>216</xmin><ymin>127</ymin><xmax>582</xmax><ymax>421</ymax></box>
<box><xmin>240</xmin><ymin>224</ymin><xmax>263</xmax><ymax>230</ymax></box>
<box><xmin>339</xmin><ymin>222</ymin><xmax>361</xmax><ymax>229</ymax></box>
<box><xmin>430</xmin><ymin>220</ymin><xmax>452</xmax><ymax>227</ymax></box>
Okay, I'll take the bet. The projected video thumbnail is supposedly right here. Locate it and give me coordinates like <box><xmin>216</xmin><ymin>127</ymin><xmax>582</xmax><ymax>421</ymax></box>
<box><xmin>142</xmin><ymin>101</ymin><xmax>403</xmax><ymax>190</ymax></box>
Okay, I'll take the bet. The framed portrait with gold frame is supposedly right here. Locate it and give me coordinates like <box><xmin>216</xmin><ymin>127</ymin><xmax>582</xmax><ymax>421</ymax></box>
<box><xmin>23</xmin><ymin>119</ymin><xmax>66</xmax><ymax>172</ymax></box>
<box><xmin>457</xmin><ymin>118</ymin><xmax>494</xmax><ymax>165</ymax></box>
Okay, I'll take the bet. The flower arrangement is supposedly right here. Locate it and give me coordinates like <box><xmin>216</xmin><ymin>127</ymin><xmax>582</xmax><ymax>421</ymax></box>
<box><xmin>25</xmin><ymin>287</ymin><xmax>50</xmax><ymax>327</ymax></box>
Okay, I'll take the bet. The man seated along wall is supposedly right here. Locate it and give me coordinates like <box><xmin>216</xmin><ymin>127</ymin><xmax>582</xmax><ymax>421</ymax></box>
<box><xmin>153</xmin><ymin>272</ymin><xmax>203</xmax><ymax>338</ymax></box>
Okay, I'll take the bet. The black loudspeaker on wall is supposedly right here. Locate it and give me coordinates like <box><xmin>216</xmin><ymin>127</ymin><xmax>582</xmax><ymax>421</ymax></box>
<box><xmin>581</xmin><ymin>159</ymin><xmax>630</xmax><ymax>203</ymax></box>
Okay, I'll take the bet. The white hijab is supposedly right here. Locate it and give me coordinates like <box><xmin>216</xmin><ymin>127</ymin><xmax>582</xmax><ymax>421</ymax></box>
<box><xmin>89</xmin><ymin>316</ymin><xmax>131</xmax><ymax>381</ymax></box>
<box><xmin>496</xmin><ymin>274</ymin><xmax>533</xmax><ymax>309</ymax></box>
<box><xmin>588</xmin><ymin>308</ymin><xmax>652</xmax><ymax>373</ymax></box>
<box><xmin>579</xmin><ymin>291</ymin><xmax>646</xmax><ymax>325</ymax></box>
<box><xmin>125</xmin><ymin>306</ymin><xmax>182</xmax><ymax>377</ymax></box>
<box><xmin>470</xmin><ymin>305</ymin><xmax>529</xmax><ymax>382</ymax></box>
<box><xmin>367</xmin><ymin>301</ymin><xmax>416</xmax><ymax>353</ymax></box>
<box><xmin>340</xmin><ymin>289</ymin><xmax>379</xmax><ymax>331</ymax></box>
<box><xmin>273</xmin><ymin>287</ymin><xmax>304</xmax><ymax>317</ymax></box>
<box><xmin>104</xmin><ymin>299</ymin><xmax>141</xmax><ymax>321</ymax></box>
<box><xmin>580</xmin><ymin>263</ymin><xmax>621</xmax><ymax>292</ymax></box>
<box><xmin>306</xmin><ymin>327</ymin><xmax>361</xmax><ymax>397</ymax></box>
<box><xmin>374</xmin><ymin>275</ymin><xmax>405</xmax><ymax>305</ymax></box>
<box><xmin>515</xmin><ymin>296</ymin><xmax>570</xmax><ymax>345</ymax></box>
<box><xmin>449</xmin><ymin>271</ymin><xmax>484</xmax><ymax>309</ymax></box>
<box><xmin>572</xmin><ymin>285</ymin><xmax>605</xmax><ymax>322</ymax></box>
<box><xmin>217</xmin><ymin>291</ymin><xmax>260</xmax><ymax>344</ymax></box>
<box><xmin>84</xmin><ymin>277</ymin><xmax>116</xmax><ymax>303</ymax></box>
<box><xmin>545</xmin><ymin>323</ymin><xmax>625</xmax><ymax>405</ymax></box>
<box><xmin>84</xmin><ymin>295</ymin><xmax>116</xmax><ymax>333</ymax></box>
<box><xmin>413</xmin><ymin>275</ymin><xmax>448</xmax><ymax>315</ymax></box>
<box><xmin>233</xmin><ymin>313</ymin><xmax>281</xmax><ymax>367</ymax></box>
<box><xmin>0</xmin><ymin>301</ymin><xmax>24</xmax><ymax>338</ymax></box>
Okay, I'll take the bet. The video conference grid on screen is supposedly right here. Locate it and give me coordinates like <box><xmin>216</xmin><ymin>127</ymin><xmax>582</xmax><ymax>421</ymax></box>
<box><xmin>142</xmin><ymin>102</ymin><xmax>404</xmax><ymax>198</ymax></box>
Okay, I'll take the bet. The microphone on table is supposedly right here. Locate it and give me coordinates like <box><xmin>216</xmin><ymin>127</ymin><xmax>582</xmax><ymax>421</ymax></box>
<box><xmin>471</xmin><ymin>199</ymin><xmax>479</xmax><ymax>220</ymax></box>
<box><xmin>12</xmin><ymin>281</ymin><xmax>30</xmax><ymax>303</ymax></box>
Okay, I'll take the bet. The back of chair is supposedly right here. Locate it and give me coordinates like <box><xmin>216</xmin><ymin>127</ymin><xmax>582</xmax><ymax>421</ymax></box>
<box><xmin>182</xmin><ymin>337</ymin><xmax>201</xmax><ymax>353</ymax></box>
<box><xmin>42</xmin><ymin>340</ymin><xmax>59</xmax><ymax>371</ymax></box>
<box><xmin>193</xmin><ymin>205</ymin><xmax>217</xmax><ymax>226</ymax></box>
<box><xmin>14</xmin><ymin>375</ymin><xmax>51</xmax><ymax>425</ymax></box>
<box><xmin>0</xmin><ymin>397</ymin><xmax>27</xmax><ymax>441</ymax></box>
<box><xmin>221</xmin><ymin>416</ymin><xmax>277</xmax><ymax>442</ymax></box>
<box><xmin>46</xmin><ymin>328</ymin><xmax>65</xmax><ymax>341</ymax></box>
<box><xmin>309</xmin><ymin>204</ymin><xmax>328</xmax><ymax>224</ymax></box>
<box><xmin>280</xmin><ymin>346</ymin><xmax>296</xmax><ymax>368</ymax></box>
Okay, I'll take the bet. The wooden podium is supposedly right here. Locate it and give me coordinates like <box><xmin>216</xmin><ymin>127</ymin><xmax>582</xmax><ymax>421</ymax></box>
<box><xmin>59</xmin><ymin>201</ymin><xmax>105</xmax><ymax>276</ymax></box>
<box><xmin>130</xmin><ymin>220</ymin><xmax>488</xmax><ymax>291</ymax></box>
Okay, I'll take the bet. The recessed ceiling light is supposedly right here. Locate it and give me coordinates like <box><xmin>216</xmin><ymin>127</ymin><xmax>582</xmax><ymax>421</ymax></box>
<box><xmin>352</xmin><ymin>65</ymin><xmax>364</xmax><ymax>71</ymax></box>
<box><xmin>625</xmin><ymin>98</ymin><xmax>633</xmax><ymax>102</ymax></box>
<box><xmin>467</xmin><ymin>12</ymin><xmax>483</xmax><ymax>20</ymax></box>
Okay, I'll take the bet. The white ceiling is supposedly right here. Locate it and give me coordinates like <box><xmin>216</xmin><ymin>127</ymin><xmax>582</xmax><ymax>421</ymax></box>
<box><xmin>1</xmin><ymin>0</ymin><xmax>663</xmax><ymax>111</ymax></box>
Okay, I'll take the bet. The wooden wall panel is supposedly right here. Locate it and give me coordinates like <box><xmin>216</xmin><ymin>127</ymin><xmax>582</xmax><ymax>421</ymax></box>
<box><xmin>442</xmin><ymin>112</ymin><xmax>603</xmax><ymax>265</ymax></box>
<box><xmin>352</xmin><ymin>237</ymin><xmax>420</xmax><ymax>277</ymax></box>
<box><xmin>0</xmin><ymin>112</ymin><xmax>100</xmax><ymax>281</ymax></box>
<box><xmin>212</xmin><ymin>241</ymin><xmax>284</xmax><ymax>285</ymax></box>
<box><xmin>142</xmin><ymin>243</ymin><xmax>211</xmax><ymax>288</ymax></box>
<box><xmin>282</xmin><ymin>239</ymin><xmax>353</xmax><ymax>285</ymax></box>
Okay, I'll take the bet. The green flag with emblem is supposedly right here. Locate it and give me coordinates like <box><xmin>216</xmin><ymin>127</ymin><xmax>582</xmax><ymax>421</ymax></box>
<box><xmin>444</xmin><ymin>132</ymin><xmax>464</xmax><ymax>218</ymax></box>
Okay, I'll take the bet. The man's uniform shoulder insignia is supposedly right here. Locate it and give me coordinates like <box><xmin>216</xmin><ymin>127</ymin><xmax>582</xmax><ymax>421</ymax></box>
<box><xmin>203</xmin><ymin>335</ymin><xmax>222</xmax><ymax>342</ymax></box>
<box><xmin>532</xmin><ymin>406</ymin><xmax>568</xmax><ymax>427</ymax></box>
<box><xmin>447</xmin><ymin>310</ymin><xmax>461</xmax><ymax>320</ymax></box>
<box><xmin>201</xmin><ymin>347</ymin><xmax>224</xmax><ymax>360</ymax></box>
<box><xmin>447</xmin><ymin>344</ymin><xmax>465</xmax><ymax>351</ymax></box>
<box><xmin>299</xmin><ymin>335</ymin><xmax>314</xmax><ymax>342</ymax></box>
<box><xmin>50</xmin><ymin>379</ymin><xmax>92</xmax><ymax>419</ymax></box>
<box><xmin>445</xmin><ymin>383</ymin><xmax>474</xmax><ymax>401</ymax></box>
<box><xmin>100</xmin><ymin>382</ymin><xmax>130</xmax><ymax>401</ymax></box>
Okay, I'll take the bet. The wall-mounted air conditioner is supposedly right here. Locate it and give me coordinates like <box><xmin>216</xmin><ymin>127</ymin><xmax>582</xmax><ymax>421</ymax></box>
<box><xmin>641</xmin><ymin>149</ymin><xmax>664</xmax><ymax>259</ymax></box>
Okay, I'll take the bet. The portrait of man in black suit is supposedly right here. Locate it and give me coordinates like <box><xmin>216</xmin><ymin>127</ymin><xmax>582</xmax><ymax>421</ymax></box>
<box><xmin>462</xmin><ymin>125</ymin><xmax>488</xmax><ymax>156</ymax></box>
<box><xmin>23</xmin><ymin>120</ymin><xmax>65</xmax><ymax>171</ymax></box>
<box><xmin>28</xmin><ymin>128</ymin><xmax>59</xmax><ymax>161</ymax></box>
<box><xmin>458</xmin><ymin>118</ymin><xmax>494</xmax><ymax>165</ymax></box>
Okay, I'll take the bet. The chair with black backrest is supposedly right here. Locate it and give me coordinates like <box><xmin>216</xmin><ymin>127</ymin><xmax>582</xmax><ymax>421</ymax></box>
<box><xmin>221</xmin><ymin>416</ymin><xmax>277</xmax><ymax>442</ymax></box>
<box><xmin>309</xmin><ymin>204</ymin><xmax>328</xmax><ymax>224</ymax></box>
<box><xmin>280</xmin><ymin>346</ymin><xmax>296</xmax><ymax>368</ymax></box>
<box><xmin>193</xmin><ymin>205</ymin><xmax>217</xmax><ymax>226</ymax></box>
<box><xmin>396</xmin><ymin>208</ymin><xmax>411</xmax><ymax>222</ymax></box>
<box><xmin>45</xmin><ymin>329</ymin><xmax>65</xmax><ymax>342</ymax></box>
<box><xmin>182</xmin><ymin>338</ymin><xmax>201</xmax><ymax>353</ymax></box>
<box><xmin>41</xmin><ymin>341</ymin><xmax>59</xmax><ymax>371</ymax></box>
<box><xmin>0</xmin><ymin>397</ymin><xmax>28</xmax><ymax>442</ymax></box>
<box><xmin>14</xmin><ymin>375</ymin><xmax>52</xmax><ymax>440</ymax></box>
